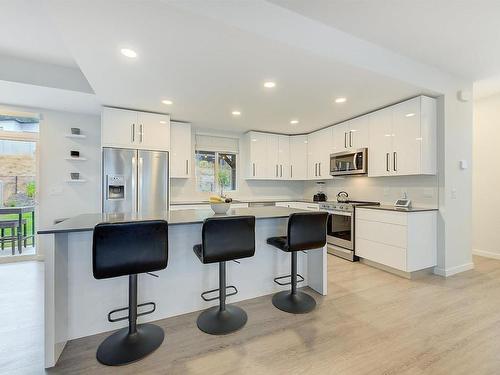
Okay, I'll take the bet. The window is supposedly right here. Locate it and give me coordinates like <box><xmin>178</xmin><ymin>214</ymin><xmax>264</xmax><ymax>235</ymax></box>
<box><xmin>195</xmin><ymin>150</ymin><xmax>237</xmax><ymax>193</ymax></box>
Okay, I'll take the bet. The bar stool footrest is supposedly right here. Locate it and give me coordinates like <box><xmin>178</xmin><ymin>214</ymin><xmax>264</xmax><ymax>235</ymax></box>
<box><xmin>107</xmin><ymin>302</ymin><xmax>156</xmax><ymax>322</ymax></box>
<box><xmin>201</xmin><ymin>285</ymin><xmax>238</xmax><ymax>302</ymax></box>
<box><xmin>273</xmin><ymin>273</ymin><xmax>304</xmax><ymax>286</ymax></box>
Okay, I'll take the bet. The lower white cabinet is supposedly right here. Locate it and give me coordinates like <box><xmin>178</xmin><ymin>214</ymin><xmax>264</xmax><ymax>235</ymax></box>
<box><xmin>169</xmin><ymin>202</ymin><xmax>249</xmax><ymax>211</ymax></box>
<box><xmin>276</xmin><ymin>202</ymin><xmax>320</xmax><ymax>211</ymax></box>
<box><xmin>355</xmin><ymin>208</ymin><xmax>437</xmax><ymax>273</ymax></box>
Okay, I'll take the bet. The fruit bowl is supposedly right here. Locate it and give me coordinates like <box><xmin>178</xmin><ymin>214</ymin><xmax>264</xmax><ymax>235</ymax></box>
<box><xmin>210</xmin><ymin>202</ymin><xmax>231</xmax><ymax>214</ymax></box>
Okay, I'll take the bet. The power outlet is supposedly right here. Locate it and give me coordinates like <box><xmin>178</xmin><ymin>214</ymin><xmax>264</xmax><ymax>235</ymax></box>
<box><xmin>451</xmin><ymin>188</ymin><xmax>457</xmax><ymax>199</ymax></box>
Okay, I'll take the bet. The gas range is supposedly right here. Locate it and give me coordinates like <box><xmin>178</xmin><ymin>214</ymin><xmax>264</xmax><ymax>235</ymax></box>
<box><xmin>319</xmin><ymin>201</ymin><xmax>380</xmax><ymax>212</ymax></box>
<box><xmin>320</xmin><ymin>200</ymin><xmax>379</xmax><ymax>262</ymax></box>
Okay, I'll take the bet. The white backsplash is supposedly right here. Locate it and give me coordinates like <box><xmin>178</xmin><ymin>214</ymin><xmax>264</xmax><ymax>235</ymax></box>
<box><xmin>303</xmin><ymin>175</ymin><xmax>439</xmax><ymax>207</ymax></box>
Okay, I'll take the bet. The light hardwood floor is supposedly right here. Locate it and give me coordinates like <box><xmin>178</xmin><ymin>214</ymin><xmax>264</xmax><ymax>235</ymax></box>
<box><xmin>4</xmin><ymin>256</ymin><xmax>500</xmax><ymax>374</ymax></box>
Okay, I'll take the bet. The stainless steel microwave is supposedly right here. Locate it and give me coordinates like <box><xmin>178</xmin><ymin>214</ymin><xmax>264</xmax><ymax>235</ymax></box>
<box><xmin>330</xmin><ymin>148</ymin><xmax>368</xmax><ymax>176</ymax></box>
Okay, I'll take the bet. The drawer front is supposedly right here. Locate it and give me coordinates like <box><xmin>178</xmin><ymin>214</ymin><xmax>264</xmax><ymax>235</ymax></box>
<box><xmin>356</xmin><ymin>208</ymin><xmax>408</xmax><ymax>226</ymax></box>
<box><xmin>356</xmin><ymin>219</ymin><xmax>407</xmax><ymax>248</ymax></box>
<box><xmin>356</xmin><ymin>238</ymin><xmax>407</xmax><ymax>271</ymax></box>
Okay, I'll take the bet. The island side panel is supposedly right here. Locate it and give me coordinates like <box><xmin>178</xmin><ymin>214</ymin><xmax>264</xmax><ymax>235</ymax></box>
<box><xmin>63</xmin><ymin>218</ymin><xmax>313</xmax><ymax>341</ymax></box>
<box><xmin>45</xmin><ymin>232</ymin><xmax>69</xmax><ymax>368</ymax></box>
<box><xmin>307</xmin><ymin>244</ymin><xmax>328</xmax><ymax>295</ymax></box>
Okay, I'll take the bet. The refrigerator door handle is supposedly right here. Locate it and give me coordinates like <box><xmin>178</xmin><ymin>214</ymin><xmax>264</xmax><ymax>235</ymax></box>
<box><xmin>138</xmin><ymin>156</ymin><xmax>143</xmax><ymax>213</ymax></box>
<box><xmin>131</xmin><ymin>154</ymin><xmax>137</xmax><ymax>212</ymax></box>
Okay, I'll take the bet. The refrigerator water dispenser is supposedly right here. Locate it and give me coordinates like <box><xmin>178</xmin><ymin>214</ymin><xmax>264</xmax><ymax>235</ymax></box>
<box><xmin>106</xmin><ymin>175</ymin><xmax>125</xmax><ymax>200</ymax></box>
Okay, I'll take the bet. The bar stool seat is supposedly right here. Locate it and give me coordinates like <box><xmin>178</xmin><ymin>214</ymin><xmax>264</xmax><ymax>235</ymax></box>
<box><xmin>267</xmin><ymin>212</ymin><xmax>328</xmax><ymax>314</ymax></box>
<box><xmin>92</xmin><ymin>220</ymin><xmax>168</xmax><ymax>366</ymax></box>
<box><xmin>193</xmin><ymin>216</ymin><xmax>255</xmax><ymax>335</ymax></box>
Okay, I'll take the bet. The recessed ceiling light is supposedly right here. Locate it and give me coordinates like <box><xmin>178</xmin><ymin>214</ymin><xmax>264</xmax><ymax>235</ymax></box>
<box><xmin>335</xmin><ymin>97</ymin><xmax>347</xmax><ymax>103</ymax></box>
<box><xmin>159</xmin><ymin>120</ymin><xmax>166</xmax><ymax>124</ymax></box>
<box><xmin>290</xmin><ymin>120</ymin><xmax>299</xmax><ymax>125</ymax></box>
<box><xmin>232</xmin><ymin>111</ymin><xmax>241</xmax><ymax>116</ymax></box>
<box><xmin>405</xmin><ymin>113</ymin><xmax>416</xmax><ymax>117</ymax></box>
<box><xmin>161</xmin><ymin>100</ymin><xmax>173</xmax><ymax>105</ymax></box>
<box><xmin>120</xmin><ymin>48</ymin><xmax>137</xmax><ymax>58</ymax></box>
<box><xmin>264</xmin><ymin>81</ymin><xmax>276</xmax><ymax>88</ymax></box>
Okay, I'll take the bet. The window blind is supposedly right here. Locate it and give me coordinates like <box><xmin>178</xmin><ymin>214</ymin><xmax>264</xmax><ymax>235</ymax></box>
<box><xmin>195</xmin><ymin>134</ymin><xmax>239</xmax><ymax>153</ymax></box>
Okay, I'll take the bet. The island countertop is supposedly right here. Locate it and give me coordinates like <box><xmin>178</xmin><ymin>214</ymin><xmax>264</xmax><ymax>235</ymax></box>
<box><xmin>38</xmin><ymin>206</ymin><xmax>306</xmax><ymax>234</ymax></box>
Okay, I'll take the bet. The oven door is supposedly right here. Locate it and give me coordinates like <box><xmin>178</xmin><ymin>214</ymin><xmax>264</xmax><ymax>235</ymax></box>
<box><xmin>330</xmin><ymin>148</ymin><xmax>367</xmax><ymax>176</ymax></box>
<box><xmin>326</xmin><ymin>210</ymin><xmax>354</xmax><ymax>250</ymax></box>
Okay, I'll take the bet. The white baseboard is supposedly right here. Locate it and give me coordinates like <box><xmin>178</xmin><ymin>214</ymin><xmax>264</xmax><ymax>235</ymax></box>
<box><xmin>434</xmin><ymin>262</ymin><xmax>474</xmax><ymax>277</ymax></box>
<box><xmin>472</xmin><ymin>248</ymin><xmax>500</xmax><ymax>260</ymax></box>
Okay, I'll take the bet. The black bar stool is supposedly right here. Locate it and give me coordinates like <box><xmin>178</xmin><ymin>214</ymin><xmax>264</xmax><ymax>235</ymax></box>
<box><xmin>193</xmin><ymin>216</ymin><xmax>255</xmax><ymax>335</ymax></box>
<box><xmin>267</xmin><ymin>212</ymin><xmax>328</xmax><ymax>314</ymax></box>
<box><xmin>92</xmin><ymin>220</ymin><xmax>169</xmax><ymax>366</ymax></box>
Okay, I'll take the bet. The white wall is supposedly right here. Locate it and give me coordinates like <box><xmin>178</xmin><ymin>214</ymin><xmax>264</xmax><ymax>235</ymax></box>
<box><xmin>0</xmin><ymin>103</ymin><xmax>101</xmax><ymax>258</ymax></box>
<box><xmin>170</xmin><ymin>128</ymin><xmax>305</xmax><ymax>202</ymax></box>
<box><xmin>303</xmin><ymin>175</ymin><xmax>438</xmax><ymax>207</ymax></box>
<box><xmin>473</xmin><ymin>94</ymin><xmax>500</xmax><ymax>259</ymax></box>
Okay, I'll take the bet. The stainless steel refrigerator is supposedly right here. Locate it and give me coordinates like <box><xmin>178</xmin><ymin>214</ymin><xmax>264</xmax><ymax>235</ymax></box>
<box><xmin>102</xmin><ymin>147</ymin><xmax>169</xmax><ymax>214</ymax></box>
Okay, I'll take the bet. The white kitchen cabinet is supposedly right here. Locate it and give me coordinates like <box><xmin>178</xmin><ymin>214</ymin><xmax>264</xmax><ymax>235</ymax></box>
<box><xmin>170</xmin><ymin>122</ymin><xmax>192</xmax><ymax>178</ymax></box>
<box><xmin>289</xmin><ymin>135</ymin><xmax>308</xmax><ymax>180</ymax></box>
<box><xmin>355</xmin><ymin>208</ymin><xmax>437</xmax><ymax>273</ymax></box>
<box><xmin>277</xmin><ymin>135</ymin><xmax>290</xmax><ymax>179</ymax></box>
<box><xmin>245</xmin><ymin>131</ymin><xmax>268</xmax><ymax>179</ymax></box>
<box><xmin>266</xmin><ymin>134</ymin><xmax>280</xmax><ymax>178</ymax></box>
<box><xmin>275</xmin><ymin>201</ymin><xmax>320</xmax><ymax>211</ymax></box>
<box><xmin>102</xmin><ymin>107</ymin><xmax>170</xmax><ymax>151</ymax></box>
<box><xmin>307</xmin><ymin>127</ymin><xmax>333</xmax><ymax>180</ymax></box>
<box><xmin>368</xmin><ymin>96</ymin><xmax>436</xmax><ymax>177</ymax></box>
<box><xmin>332</xmin><ymin>116</ymin><xmax>369</xmax><ymax>153</ymax></box>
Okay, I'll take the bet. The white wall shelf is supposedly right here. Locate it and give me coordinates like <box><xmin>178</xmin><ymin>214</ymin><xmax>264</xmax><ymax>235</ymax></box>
<box><xmin>65</xmin><ymin>134</ymin><xmax>87</xmax><ymax>139</ymax></box>
<box><xmin>64</xmin><ymin>157</ymin><xmax>87</xmax><ymax>161</ymax></box>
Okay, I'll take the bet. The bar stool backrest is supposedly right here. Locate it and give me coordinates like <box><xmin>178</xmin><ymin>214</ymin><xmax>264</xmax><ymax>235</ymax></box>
<box><xmin>92</xmin><ymin>220</ymin><xmax>168</xmax><ymax>279</ymax></box>
<box><xmin>201</xmin><ymin>216</ymin><xmax>255</xmax><ymax>263</ymax></box>
<box><xmin>287</xmin><ymin>212</ymin><xmax>328</xmax><ymax>252</ymax></box>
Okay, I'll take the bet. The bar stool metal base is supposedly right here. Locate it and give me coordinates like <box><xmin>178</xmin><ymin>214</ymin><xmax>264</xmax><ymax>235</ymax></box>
<box><xmin>96</xmin><ymin>323</ymin><xmax>164</xmax><ymax>366</ymax></box>
<box><xmin>197</xmin><ymin>305</ymin><xmax>248</xmax><ymax>335</ymax></box>
<box><xmin>272</xmin><ymin>290</ymin><xmax>316</xmax><ymax>314</ymax></box>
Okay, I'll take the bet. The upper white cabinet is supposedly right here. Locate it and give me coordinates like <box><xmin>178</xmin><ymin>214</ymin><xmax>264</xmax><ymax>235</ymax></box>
<box><xmin>308</xmin><ymin>127</ymin><xmax>332</xmax><ymax>180</ymax></box>
<box><xmin>170</xmin><ymin>122</ymin><xmax>192</xmax><ymax>178</ymax></box>
<box><xmin>245</xmin><ymin>131</ymin><xmax>268</xmax><ymax>179</ymax></box>
<box><xmin>368</xmin><ymin>96</ymin><xmax>436</xmax><ymax>177</ymax></box>
<box><xmin>102</xmin><ymin>107</ymin><xmax>170</xmax><ymax>151</ymax></box>
<box><xmin>289</xmin><ymin>135</ymin><xmax>308</xmax><ymax>180</ymax></box>
<box><xmin>332</xmin><ymin>116</ymin><xmax>369</xmax><ymax>153</ymax></box>
<box><xmin>244</xmin><ymin>132</ymin><xmax>304</xmax><ymax>180</ymax></box>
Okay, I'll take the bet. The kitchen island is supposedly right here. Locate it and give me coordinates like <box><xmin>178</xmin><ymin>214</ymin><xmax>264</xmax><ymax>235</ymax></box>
<box><xmin>39</xmin><ymin>206</ymin><xmax>327</xmax><ymax>368</ymax></box>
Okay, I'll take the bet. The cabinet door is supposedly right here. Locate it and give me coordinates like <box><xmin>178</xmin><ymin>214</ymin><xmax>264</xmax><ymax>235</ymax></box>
<box><xmin>248</xmin><ymin>132</ymin><xmax>267</xmax><ymax>178</ymax></box>
<box><xmin>368</xmin><ymin>108</ymin><xmax>393</xmax><ymax>177</ymax></box>
<box><xmin>278</xmin><ymin>135</ymin><xmax>290</xmax><ymax>179</ymax></box>
<box><xmin>266</xmin><ymin>134</ymin><xmax>279</xmax><ymax>179</ymax></box>
<box><xmin>317</xmin><ymin>127</ymin><xmax>333</xmax><ymax>179</ymax></box>
<box><xmin>137</xmin><ymin>112</ymin><xmax>170</xmax><ymax>151</ymax></box>
<box><xmin>289</xmin><ymin>135</ymin><xmax>308</xmax><ymax>180</ymax></box>
<box><xmin>101</xmin><ymin>107</ymin><xmax>138</xmax><ymax>148</ymax></box>
<box><xmin>332</xmin><ymin>122</ymin><xmax>349</xmax><ymax>153</ymax></box>
<box><xmin>170</xmin><ymin>122</ymin><xmax>192</xmax><ymax>178</ymax></box>
<box><xmin>392</xmin><ymin>98</ymin><xmax>421</xmax><ymax>175</ymax></box>
<box><xmin>307</xmin><ymin>132</ymin><xmax>320</xmax><ymax>179</ymax></box>
<box><xmin>349</xmin><ymin>115</ymin><xmax>369</xmax><ymax>149</ymax></box>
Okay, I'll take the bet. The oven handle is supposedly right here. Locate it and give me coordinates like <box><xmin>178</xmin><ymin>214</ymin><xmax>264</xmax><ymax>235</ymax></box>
<box><xmin>327</xmin><ymin>210</ymin><xmax>352</xmax><ymax>217</ymax></box>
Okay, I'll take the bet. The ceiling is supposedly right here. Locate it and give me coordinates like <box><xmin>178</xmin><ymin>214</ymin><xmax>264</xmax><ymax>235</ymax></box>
<box><xmin>42</xmin><ymin>0</ymin><xmax>426</xmax><ymax>133</ymax></box>
<box><xmin>271</xmin><ymin>0</ymin><xmax>500</xmax><ymax>83</ymax></box>
<box><xmin>0</xmin><ymin>0</ymin><xmax>76</xmax><ymax>68</ymax></box>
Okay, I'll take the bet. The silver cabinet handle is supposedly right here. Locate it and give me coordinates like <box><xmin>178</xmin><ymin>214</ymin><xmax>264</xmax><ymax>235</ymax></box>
<box><xmin>344</xmin><ymin>132</ymin><xmax>347</xmax><ymax>148</ymax></box>
<box><xmin>314</xmin><ymin>163</ymin><xmax>317</xmax><ymax>177</ymax></box>
<box><xmin>319</xmin><ymin>162</ymin><xmax>321</xmax><ymax>176</ymax></box>
<box><xmin>280</xmin><ymin>164</ymin><xmax>283</xmax><ymax>177</ymax></box>
<box><xmin>185</xmin><ymin>160</ymin><xmax>189</xmax><ymax>175</ymax></box>
<box><xmin>349</xmin><ymin>131</ymin><xmax>353</xmax><ymax>147</ymax></box>
<box><xmin>139</xmin><ymin>124</ymin><xmax>143</xmax><ymax>143</ymax></box>
<box><xmin>132</xmin><ymin>123</ymin><xmax>135</xmax><ymax>143</ymax></box>
<box><xmin>276</xmin><ymin>164</ymin><xmax>278</xmax><ymax>177</ymax></box>
<box><xmin>386</xmin><ymin>153</ymin><xmax>390</xmax><ymax>172</ymax></box>
<box><xmin>393</xmin><ymin>152</ymin><xmax>397</xmax><ymax>171</ymax></box>
<box><xmin>290</xmin><ymin>165</ymin><xmax>293</xmax><ymax>178</ymax></box>
<box><xmin>253</xmin><ymin>163</ymin><xmax>255</xmax><ymax>177</ymax></box>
